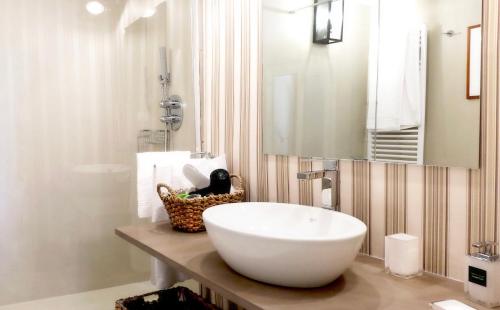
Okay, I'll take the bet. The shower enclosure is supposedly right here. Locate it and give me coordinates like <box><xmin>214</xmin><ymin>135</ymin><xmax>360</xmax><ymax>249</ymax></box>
<box><xmin>0</xmin><ymin>0</ymin><xmax>195</xmax><ymax>305</ymax></box>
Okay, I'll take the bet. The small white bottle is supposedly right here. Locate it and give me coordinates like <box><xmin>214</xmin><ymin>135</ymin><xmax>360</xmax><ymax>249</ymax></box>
<box><xmin>464</xmin><ymin>241</ymin><xmax>500</xmax><ymax>308</ymax></box>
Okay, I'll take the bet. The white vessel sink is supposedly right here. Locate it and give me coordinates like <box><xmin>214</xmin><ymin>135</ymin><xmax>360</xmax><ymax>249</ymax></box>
<box><xmin>203</xmin><ymin>202</ymin><xmax>367</xmax><ymax>288</ymax></box>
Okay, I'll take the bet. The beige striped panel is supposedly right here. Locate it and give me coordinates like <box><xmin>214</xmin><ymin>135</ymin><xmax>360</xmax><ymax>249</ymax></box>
<box><xmin>210</xmin><ymin>0</ymin><xmax>220</xmax><ymax>154</ymax></box>
<box><xmin>224</xmin><ymin>0</ymin><xmax>234</xmax><ymax>172</ymax></box>
<box><xmin>238</xmin><ymin>0</ymin><xmax>251</xmax><ymax>200</ymax></box>
<box><xmin>467</xmin><ymin>0</ymin><xmax>499</xmax><ymax>254</ymax></box>
<box><xmin>406</xmin><ymin>165</ymin><xmax>425</xmax><ymax>270</ymax></box>
<box><xmin>476</xmin><ymin>0</ymin><xmax>499</xmax><ymax>252</ymax></box>
<box><xmin>200</xmin><ymin>0</ymin><xmax>218</xmax><ymax>154</ymax></box>
<box><xmin>369</xmin><ymin>162</ymin><xmax>386</xmax><ymax>259</ymax></box>
<box><xmin>263</xmin><ymin>155</ymin><xmax>294</xmax><ymax>203</ymax></box>
<box><xmin>265</xmin><ymin>155</ymin><xmax>278</xmax><ymax>202</ymax></box>
<box><xmin>423</xmin><ymin>167</ymin><xmax>449</xmax><ymax>276</ymax></box>
<box><xmin>255</xmin><ymin>0</ymin><xmax>267</xmax><ymax>203</ymax></box>
<box><xmin>385</xmin><ymin>164</ymin><xmax>408</xmax><ymax>235</ymax></box>
<box><xmin>468</xmin><ymin>169</ymin><xmax>481</xmax><ymax>253</ymax></box>
<box><xmin>352</xmin><ymin>161</ymin><xmax>371</xmax><ymax>254</ymax></box>
<box><xmin>496</xmin><ymin>0</ymin><xmax>500</xmax><ymax>251</ymax></box>
<box><xmin>298</xmin><ymin>159</ymin><xmax>314</xmax><ymax>206</ymax></box>
<box><xmin>258</xmin><ymin>154</ymin><xmax>269</xmax><ymax>202</ymax></box>
<box><xmin>200</xmin><ymin>284</ymin><xmax>245</xmax><ymax>310</ymax></box>
<box><xmin>447</xmin><ymin>168</ymin><xmax>469</xmax><ymax>280</ymax></box>
<box><xmin>199</xmin><ymin>0</ymin><xmax>260</xmax><ymax>200</ymax></box>
<box><xmin>339</xmin><ymin>160</ymin><xmax>354</xmax><ymax>215</ymax></box>
<box><xmin>491</xmin><ymin>0</ymin><xmax>500</xmax><ymax>250</ymax></box>
<box><xmin>276</xmin><ymin>155</ymin><xmax>290</xmax><ymax>203</ymax></box>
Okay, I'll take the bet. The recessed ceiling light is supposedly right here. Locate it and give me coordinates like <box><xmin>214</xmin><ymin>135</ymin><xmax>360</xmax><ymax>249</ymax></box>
<box><xmin>143</xmin><ymin>8</ymin><xmax>156</xmax><ymax>18</ymax></box>
<box><xmin>86</xmin><ymin>1</ymin><xmax>105</xmax><ymax>15</ymax></box>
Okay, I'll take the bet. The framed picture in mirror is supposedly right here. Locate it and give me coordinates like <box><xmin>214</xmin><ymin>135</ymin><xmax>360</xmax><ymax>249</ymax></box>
<box><xmin>467</xmin><ymin>24</ymin><xmax>481</xmax><ymax>100</ymax></box>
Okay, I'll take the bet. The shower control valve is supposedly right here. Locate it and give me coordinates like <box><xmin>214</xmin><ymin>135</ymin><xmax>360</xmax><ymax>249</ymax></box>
<box><xmin>160</xmin><ymin>96</ymin><xmax>182</xmax><ymax>109</ymax></box>
<box><xmin>160</xmin><ymin>116</ymin><xmax>182</xmax><ymax>124</ymax></box>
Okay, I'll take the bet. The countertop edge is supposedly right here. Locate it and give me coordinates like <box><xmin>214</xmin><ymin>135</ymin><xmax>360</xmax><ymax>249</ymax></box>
<box><xmin>114</xmin><ymin>227</ymin><xmax>263</xmax><ymax>310</ymax></box>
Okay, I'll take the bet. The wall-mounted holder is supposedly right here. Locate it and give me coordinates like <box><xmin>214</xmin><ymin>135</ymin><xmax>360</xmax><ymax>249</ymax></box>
<box><xmin>137</xmin><ymin>129</ymin><xmax>166</xmax><ymax>153</ymax></box>
<box><xmin>442</xmin><ymin>30</ymin><xmax>461</xmax><ymax>37</ymax></box>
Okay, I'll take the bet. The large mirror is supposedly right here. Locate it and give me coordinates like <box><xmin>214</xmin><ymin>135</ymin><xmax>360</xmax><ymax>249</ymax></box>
<box><xmin>263</xmin><ymin>0</ymin><xmax>482</xmax><ymax>168</ymax></box>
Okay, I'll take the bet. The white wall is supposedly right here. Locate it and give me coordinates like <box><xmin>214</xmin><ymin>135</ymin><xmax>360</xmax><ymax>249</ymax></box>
<box><xmin>0</xmin><ymin>0</ymin><xmax>195</xmax><ymax>305</ymax></box>
<box><xmin>122</xmin><ymin>1</ymin><xmax>196</xmax><ymax>151</ymax></box>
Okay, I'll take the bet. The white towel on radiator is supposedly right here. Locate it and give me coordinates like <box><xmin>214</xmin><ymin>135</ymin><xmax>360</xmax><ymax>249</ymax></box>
<box><xmin>366</xmin><ymin>0</ymin><xmax>424</xmax><ymax>131</ymax></box>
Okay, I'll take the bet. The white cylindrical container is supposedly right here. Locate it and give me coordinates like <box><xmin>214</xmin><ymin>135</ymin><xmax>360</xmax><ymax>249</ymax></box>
<box><xmin>385</xmin><ymin>233</ymin><xmax>421</xmax><ymax>278</ymax></box>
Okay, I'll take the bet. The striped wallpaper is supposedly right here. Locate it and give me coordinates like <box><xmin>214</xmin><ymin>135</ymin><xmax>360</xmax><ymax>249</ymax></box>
<box><xmin>197</xmin><ymin>0</ymin><xmax>500</xmax><ymax>286</ymax></box>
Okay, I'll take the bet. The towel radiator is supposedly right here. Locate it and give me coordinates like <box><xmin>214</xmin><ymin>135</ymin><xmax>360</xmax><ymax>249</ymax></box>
<box><xmin>368</xmin><ymin>127</ymin><xmax>423</xmax><ymax>164</ymax></box>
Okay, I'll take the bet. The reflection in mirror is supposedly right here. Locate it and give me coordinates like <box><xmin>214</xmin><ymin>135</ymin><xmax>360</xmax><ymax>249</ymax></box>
<box><xmin>370</xmin><ymin>0</ymin><xmax>481</xmax><ymax>168</ymax></box>
<box><xmin>263</xmin><ymin>0</ymin><xmax>481</xmax><ymax>169</ymax></box>
<box><xmin>467</xmin><ymin>25</ymin><xmax>481</xmax><ymax>100</ymax></box>
<box><xmin>367</xmin><ymin>0</ymin><xmax>428</xmax><ymax>164</ymax></box>
<box><xmin>263</xmin><ymin>0</ymin><xmax>376</xmax><ymax>160</ymax></box>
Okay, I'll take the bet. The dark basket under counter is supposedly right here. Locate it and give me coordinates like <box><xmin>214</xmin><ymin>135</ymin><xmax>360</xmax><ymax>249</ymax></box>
<box><xmin>115</xmin><ymin>286</ymin><xmax>219</xmax><ymax>310</ymax></box>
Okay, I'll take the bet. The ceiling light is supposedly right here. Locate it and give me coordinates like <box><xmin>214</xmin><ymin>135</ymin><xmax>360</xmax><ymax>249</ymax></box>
<box><xmin>143</xmin><ymin>8</ymin><xmax>156</xmax><ymax>18</ymax></box>
<box><xmin>86</xmin><ymin>1</ymin><xmax>105</xmax><ymax>15</ymax></box>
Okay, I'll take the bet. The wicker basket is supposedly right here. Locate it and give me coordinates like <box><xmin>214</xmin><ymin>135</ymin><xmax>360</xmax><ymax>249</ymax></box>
<box><xmin>115</xmin><ymin>286</ymin><xmax>219</xmax><ymax>310</ymax></box>
<box><xmin>156</xmin><ymin>175</ymin><xmax>245</xmax><ymax>232</ymax></box>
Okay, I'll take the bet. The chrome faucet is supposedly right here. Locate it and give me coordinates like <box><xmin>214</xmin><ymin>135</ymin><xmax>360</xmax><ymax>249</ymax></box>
<box><xmin>297</xmin><ymin>159</ymin><xmax>339</xmax><ymax>211</ymax></box>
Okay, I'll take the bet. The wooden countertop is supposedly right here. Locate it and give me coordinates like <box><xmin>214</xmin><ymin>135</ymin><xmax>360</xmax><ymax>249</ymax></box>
<box><xmin>116</xmin><ymin>222</ymin><xmax>486</xmax><ymax>310</ymax></box>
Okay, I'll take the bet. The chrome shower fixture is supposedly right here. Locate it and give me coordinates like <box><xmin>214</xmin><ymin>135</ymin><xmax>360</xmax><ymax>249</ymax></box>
<box><xmin>159</xmin><ymin>47</ymin><xmax>170</xmax><ymax>86</ymax></box>
<box><xmin>160</xmin><ymin>94</ymin><xmax>183</xmax><ymax>131</ymax></box>
<box><xmin>158</xmin><ymin>46</ymin><xmax>183</xmax><ymax>152</ymax></box>
<box><xmin>160</xmin><ymin>96</ymin><xmax>182</xmax><ymax>109</ymax></box>
<box><xmin>160</xmin><ymin>115</ymin><xmax>182</xmax><ymax>124</ymax></box>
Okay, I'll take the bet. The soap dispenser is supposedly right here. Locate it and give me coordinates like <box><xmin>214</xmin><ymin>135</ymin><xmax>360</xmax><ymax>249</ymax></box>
<box><xmin>464</xmin><ymin>241</ymin><xmax>500</xmax><ymax>308</ymax></box>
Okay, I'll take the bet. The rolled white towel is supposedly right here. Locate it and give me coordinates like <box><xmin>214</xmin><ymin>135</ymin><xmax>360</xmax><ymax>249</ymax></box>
<box><xmin>182</xmin><ymin>155</ymin><xmax>233</xmax><ymax>192</ymax></box>
<box><xmin>183</xmin><ymin>164</ymin><xmax>210</xmax><ymax>189</ymax></box>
